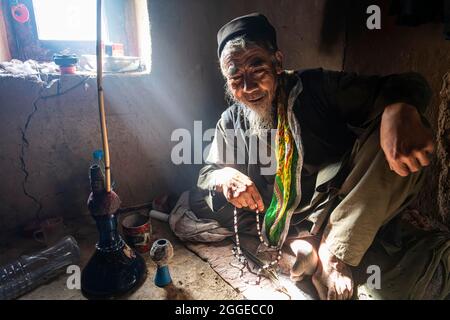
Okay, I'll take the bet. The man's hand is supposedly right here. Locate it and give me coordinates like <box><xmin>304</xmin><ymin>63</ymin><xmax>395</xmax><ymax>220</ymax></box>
<box><xmin>213</xmin><ymin>167</ymin><xmax>265</xmax><ymax>212</ymax></box>
<box><xmin>380</xmin><ymin>103</ymin><xmax>434</xmax><ymax>177</ymax></box>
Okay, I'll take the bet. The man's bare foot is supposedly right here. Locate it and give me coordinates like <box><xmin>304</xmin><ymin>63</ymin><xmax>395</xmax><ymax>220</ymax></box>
<box><xmin>312</xmin><ymin>241</ymin><xmax>354</xmax><ymax>300</ymax></box>
<box><xmin>289</xmin><ymin>238</ymin><xmax>319</xmax><ymax>282</ymax></box>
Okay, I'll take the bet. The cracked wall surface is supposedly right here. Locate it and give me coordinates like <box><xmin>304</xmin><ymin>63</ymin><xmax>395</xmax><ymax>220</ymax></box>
<box><xmin>0</xmin><ymin>0</ymin><xmax>344</xmax><ymax>238</ymax></box>
<box><xmin>0</xmin><ymin>75</ymin><xmax>192</xmax><ymax>235</ymax></box>
<box><xmin>0</xmin><ymin>79</ymin><xmax>42</xmax><ymax>233</ymax></box>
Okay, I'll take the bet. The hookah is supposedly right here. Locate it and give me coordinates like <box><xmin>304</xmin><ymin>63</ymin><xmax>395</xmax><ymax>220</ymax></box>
<box><xmin>80</xmin><ymin>0</ymin><xmax>147</xmax><ymax>298</ymax></box>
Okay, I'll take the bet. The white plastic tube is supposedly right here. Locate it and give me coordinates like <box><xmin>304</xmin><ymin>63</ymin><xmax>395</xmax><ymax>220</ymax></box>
<box><xmin>149</xmin><ymin>210</ymin><xmax>170</xmax><ymax>222</ymax></box>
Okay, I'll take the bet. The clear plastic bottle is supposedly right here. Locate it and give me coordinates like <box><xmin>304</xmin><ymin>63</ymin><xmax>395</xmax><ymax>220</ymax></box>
<box><xmin>0</xmin><ymin>236</ymin><xmax>80</xmax><ymax>300</ymax></box>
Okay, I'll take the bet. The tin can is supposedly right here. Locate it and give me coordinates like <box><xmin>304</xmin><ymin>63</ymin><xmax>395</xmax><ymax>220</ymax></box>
<box><xmin>121</xmin><ymin>212</ymin><xmax>152</xmax><ymax>254</ymax></box>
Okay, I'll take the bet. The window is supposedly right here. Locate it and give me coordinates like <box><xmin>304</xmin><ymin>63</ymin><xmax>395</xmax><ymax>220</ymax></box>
<box><xmin>2</xmin><ymin>0</ymin><xmax>151</xmax><ymax>73</ymax></box>
<box><xmin>32</xmin><ymin>0</ymin><xmax>101</xmax><ymax>41</ymax></box>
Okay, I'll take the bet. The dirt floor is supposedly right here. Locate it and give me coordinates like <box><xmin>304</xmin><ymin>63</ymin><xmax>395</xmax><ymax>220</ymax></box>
<box><xmin>0</xmin><ymin>216</ymin><xmax>242</xmax><ymax>300</ymax></box>
<box><xmin>2</xmin><ymin>209</ymin><xmax>448</xmax><ymax>300</ymax></box>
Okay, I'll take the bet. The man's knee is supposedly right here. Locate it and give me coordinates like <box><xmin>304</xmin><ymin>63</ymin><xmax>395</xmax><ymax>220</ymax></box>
<box><xmin>188</xmin><ymin>188</ymin><xmax>234</xmax><ymax>228</ymax></box>
<box><xmin>321</xmin><ymin>133</ymin><xmax>428</xmax><ymax>266</ymax></box>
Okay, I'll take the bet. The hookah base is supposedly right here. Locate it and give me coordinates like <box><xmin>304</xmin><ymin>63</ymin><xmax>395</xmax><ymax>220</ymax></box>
<box><xmin>81</xmin><ymin>244</ymin><xmax>147</xmax><ymax>299</ymax></box>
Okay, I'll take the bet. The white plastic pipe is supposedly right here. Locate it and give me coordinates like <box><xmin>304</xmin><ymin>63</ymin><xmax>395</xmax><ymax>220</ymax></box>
<box><xmin>149</xmin><ymin>210</ymin><xmax>170</xmax><ymax>222</ymax></box>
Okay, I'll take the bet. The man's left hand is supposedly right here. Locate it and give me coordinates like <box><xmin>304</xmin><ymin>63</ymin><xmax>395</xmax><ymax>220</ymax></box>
<box><xmin>380</xmin><ymin>102</ymin><xmax>434</xmax><ymax>177</ymax></box>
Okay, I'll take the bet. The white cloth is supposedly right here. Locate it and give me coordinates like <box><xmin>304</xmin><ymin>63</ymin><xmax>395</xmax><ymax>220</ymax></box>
<box><xmin>169</xmin><ymin>191</ymin><xmax>233</xmax><ymax>242</ymax></box>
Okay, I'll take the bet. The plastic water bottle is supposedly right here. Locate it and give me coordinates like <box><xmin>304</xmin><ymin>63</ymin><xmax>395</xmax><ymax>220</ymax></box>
<box><xmin>92</xmin><ymin>149</ymin><xmax>115</xmax><ymax>189</ymax></box>
<box><xmin>92</xmin><ymin>149</ymin><xmax>105</xmax><ymax>178</ymax></box>
<box><xmin>0</xmin><ymin>236</ymin><xmax>80</xmax><ymax>300</ymax></box>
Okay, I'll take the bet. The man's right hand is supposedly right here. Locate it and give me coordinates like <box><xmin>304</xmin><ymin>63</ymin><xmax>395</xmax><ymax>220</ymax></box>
<box><xmin>213</xmin><ymin>167</ymin><xmax>265</xmax><ymax>212</ymax></box>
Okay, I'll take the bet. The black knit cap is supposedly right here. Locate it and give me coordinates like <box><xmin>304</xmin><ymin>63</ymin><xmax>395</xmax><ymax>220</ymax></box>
<box><xmin>217</xmin><ymin>13</ymin><xmax>278</xmax><ymax>58</ymax></box>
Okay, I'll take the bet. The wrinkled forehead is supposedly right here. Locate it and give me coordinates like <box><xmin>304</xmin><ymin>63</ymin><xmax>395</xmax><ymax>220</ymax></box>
<box><xmin>220</xmin><ymin>45</ymin><xmax>273</xmax><ymax>76</ymax></box>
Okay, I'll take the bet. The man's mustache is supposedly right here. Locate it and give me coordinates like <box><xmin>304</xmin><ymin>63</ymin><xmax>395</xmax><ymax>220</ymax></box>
<box><xmin>243</xmin><ymin>92</ymin><xmax>267</xmax><ymax>102</ymax></box>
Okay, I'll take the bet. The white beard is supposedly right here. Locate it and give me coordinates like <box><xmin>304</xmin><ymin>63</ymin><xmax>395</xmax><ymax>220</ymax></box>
<box><xmin>225</xmin><ymin>86</ymin><xmax>276</xmax><ymax>138</ymax></box>
<box><xmin>246</xmin><ymin>104</ymin><xmax>275</xmax><ymax>138</ymax></box>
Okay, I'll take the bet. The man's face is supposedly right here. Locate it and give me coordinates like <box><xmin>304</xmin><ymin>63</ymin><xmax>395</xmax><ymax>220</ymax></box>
<box><xmin>221</xmin><ymin>45</ymin><xmax>282</xmax><ymax>115</ymax></box>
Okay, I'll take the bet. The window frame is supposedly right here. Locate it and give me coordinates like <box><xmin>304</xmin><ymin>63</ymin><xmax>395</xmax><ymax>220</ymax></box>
<box><xmin>3</xmin><ymin>0</ymin><xmax>143</xmax><ymax>62</ymax></box>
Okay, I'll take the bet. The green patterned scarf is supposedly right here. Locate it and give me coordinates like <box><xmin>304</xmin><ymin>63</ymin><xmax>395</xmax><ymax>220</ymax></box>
<box><xmin>263</xmin><ymin>86</ymin><xmax>299</xmax><ymax>247</ymax></box>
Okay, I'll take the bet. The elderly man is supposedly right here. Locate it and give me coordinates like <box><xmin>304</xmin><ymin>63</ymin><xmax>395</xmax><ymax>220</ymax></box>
<box><xmin>189</xmin><ymin>13</ymin><xmax>434</xmax><ymax>300</ymax></box>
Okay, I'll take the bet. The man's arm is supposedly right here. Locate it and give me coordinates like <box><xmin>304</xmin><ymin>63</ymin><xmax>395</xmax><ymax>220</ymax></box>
<box><xmin>321</xmin><ymin>69</ymin><xmax>434</xmax><ymax>176</ymax></box>
<box><xmin>197</xmin><ymin>109</ymin><xmax>264</xmax><ymax>212</ymax></box>
<box><xmin>197</xmin><ymin>114</ymin><xmax>235</xmax><ymax>212</ymax></box>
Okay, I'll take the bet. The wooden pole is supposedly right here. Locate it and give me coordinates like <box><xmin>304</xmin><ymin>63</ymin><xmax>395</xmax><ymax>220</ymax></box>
<box><xmin>96</xmin><ymin>0</ymin><xmax>111</xmax><ymax>192</ymax></box>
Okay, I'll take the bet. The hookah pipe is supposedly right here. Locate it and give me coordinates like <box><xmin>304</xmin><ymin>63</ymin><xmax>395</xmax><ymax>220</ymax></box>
<box><xmin>150</xmin><ymin>239</ymin><xmax>174</xmax><ymax>287</ymax></box>
<box><xmin>89</xmin><ymin>0</ymin><xmax>154</xmax><ymax>218</ymax></box>
<box><xmin>96</xmin><ymin>0</ymin><xmax>111</xmax><ymax>194</ymax></box>
<box><xmin>86</xmin><ymin>0</ymin><xmax>121</xmax><ymax>218</ymax></box>
<box><xmin>80</xmin><ymin>0</ymin><xmax>146</xmax><ymax>298</ymax></box>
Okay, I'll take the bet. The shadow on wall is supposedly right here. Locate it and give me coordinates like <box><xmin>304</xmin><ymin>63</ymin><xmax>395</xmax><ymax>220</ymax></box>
<box><xmin>319</xmin><ymin>0</ymin><xmax>349</xmax><ymax>57</ymax></box>
<box><xmin>0</xmin><ymin>74</ymin><xmax>203</xmax><ymax>238</ymax></box>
